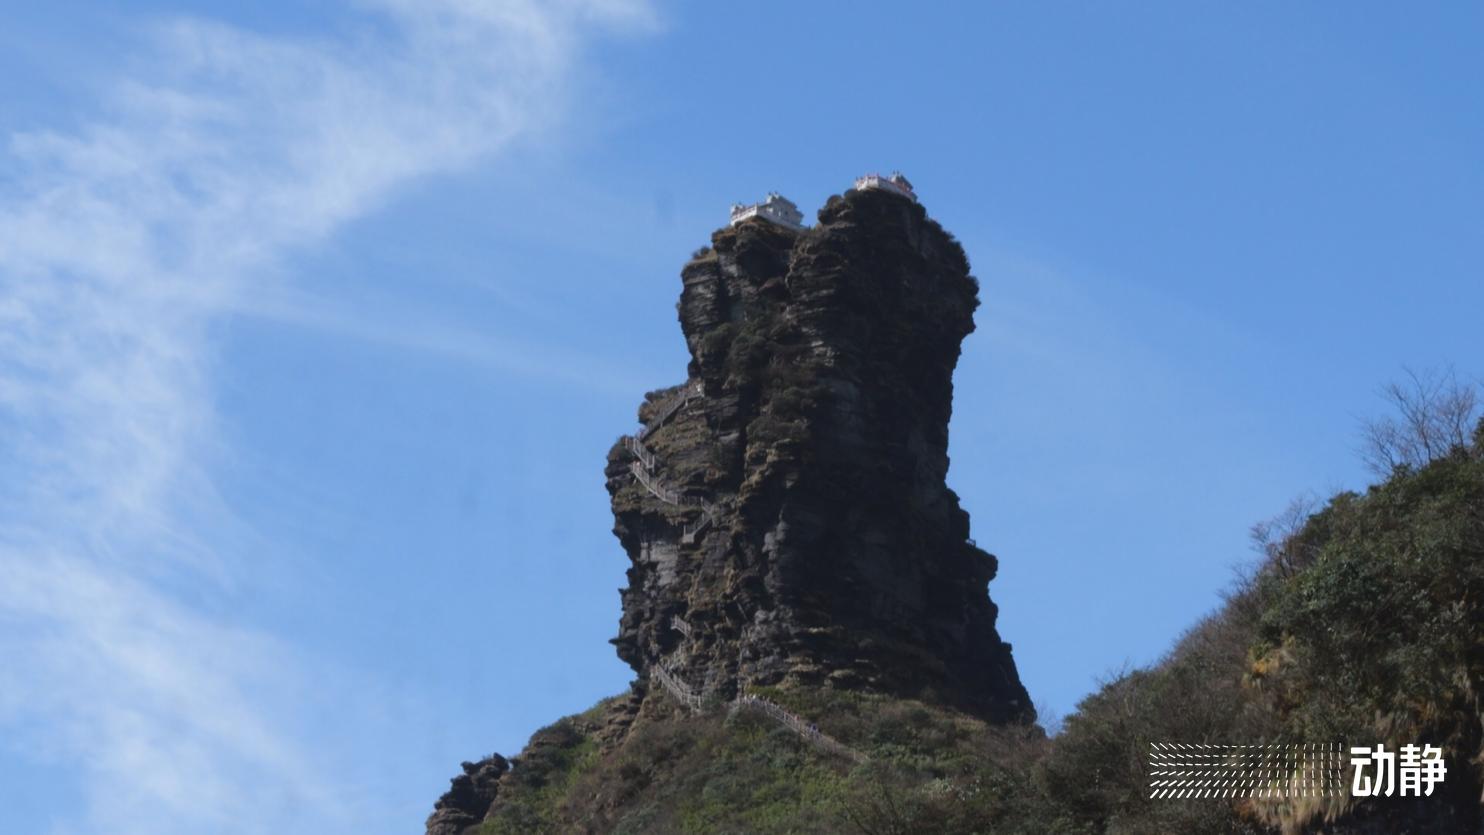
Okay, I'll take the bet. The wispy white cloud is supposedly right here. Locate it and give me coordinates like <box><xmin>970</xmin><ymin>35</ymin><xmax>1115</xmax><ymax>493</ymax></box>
<box><xmin>236</xmin><ymin>285</ymin><xmax>655</xmax><ymax>397</ymax></box>
<box><xmin>0</xmin><ymin>2</ymin><xmax>651</xmax><ymax>832</ymax></box>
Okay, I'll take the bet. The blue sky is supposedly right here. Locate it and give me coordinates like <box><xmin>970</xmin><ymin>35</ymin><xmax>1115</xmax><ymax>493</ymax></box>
<box><xmin>1</xmin><ymin>2</ymin><xmax>1481</xmax><ymax>833</ymax></box>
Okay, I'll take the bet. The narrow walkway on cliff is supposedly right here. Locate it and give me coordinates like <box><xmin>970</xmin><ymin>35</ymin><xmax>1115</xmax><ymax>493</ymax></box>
<box><xmin>622</xmin><ymin>381</ymin><xmax>719</xmax><ymax>544</ymax></box>
<box><xmin>730</xmin><ymin>694</ymin><xmax>870</xmax><ymax>765</ymax></box>
<box><xmin>626</xmin><ymin>380</ymin><xmax>872</xmax><ymax>761</ymax></box>
<box><xmin>649</xmin><ymin>663</ymin><xmax>705</xmax><ymax>713</ymax></box>
<box><xmin>651</xmin><ymin>616</ymin><xmax>869</xmax><ymax>765</ymax></box>
<box><xmin>637</xmin><ymin>381</ymin><xmax>702</xmax><ymax>441</ymax></box>
<box><xmin>647</xmin><ymin>668</ymin><xmax>869</xmax><ymax>766</ymax></box>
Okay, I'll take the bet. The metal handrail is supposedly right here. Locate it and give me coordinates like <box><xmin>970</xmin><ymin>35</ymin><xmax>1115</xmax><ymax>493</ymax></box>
<box><xmin>732</xmin><ymin>693</ymin><xmax>869</xmax><ymax>764</ymax></box>
<box><xmin>651</xmin><ymin>664</ymin><xmax>704</xmax><ymax>713</ymax></box>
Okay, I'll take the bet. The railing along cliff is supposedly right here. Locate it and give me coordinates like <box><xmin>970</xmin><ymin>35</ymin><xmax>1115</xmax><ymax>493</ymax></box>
<box><xmin>623</xmin><ymin>435</ymin><xmax>656</xmax><ymax>470</ymax></box>
<box><xmin>623</xmin><ymin>382</ymin><xmax>720</xmax><ymax>543</ymax></box>
<box><xmin>681</xmin><ymin>504</ymin><xmax>718</xmax><ymax>544</ymax></box>
<box><xmin>637</xmin><ymin>381</ymin><xmax>704</xmax><ymax>441</ymax></box>
<box><xmin>650</xmin><ymin>664</ymin><xmax>704</xmax><ymax>714</ymax></box>
<box><xmin>630</xmin><ymin>461</ymin><xmax>685</xmax><ymax>505</ymax></box>
<box><xmin>731</xmin><ymin>694</ymin><xmax>870</xmax><ymax>765</ymax></box>
<box><xmin>647</xmin><ymin>647</ymin><xmax>868</xmax><ymax>764</ymax></box>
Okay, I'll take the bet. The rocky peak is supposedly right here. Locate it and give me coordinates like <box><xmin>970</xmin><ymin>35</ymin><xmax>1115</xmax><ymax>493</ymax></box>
<box><xmin>425</xmin><ymin>755</ymin><xmax>508</xmax><ymax>835</ymax></box>
<box><xmin>607</xmin><ymin>185</ymin><xmax>1032</xmax><ymax>722</ymax></box>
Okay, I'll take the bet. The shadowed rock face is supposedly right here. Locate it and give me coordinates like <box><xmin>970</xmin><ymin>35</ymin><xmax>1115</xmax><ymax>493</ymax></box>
<box><xmin>425</xmin><ymin>755</ymin><xmax>508</xmax><ymax>835</ymax></box>
<box><xmin>607</xmin><ymin>187</ymin><xmax>1032</xmax><ymax>723</ymax></box>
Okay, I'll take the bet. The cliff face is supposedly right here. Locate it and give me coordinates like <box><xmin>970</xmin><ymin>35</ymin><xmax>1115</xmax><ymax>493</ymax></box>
<box><xmin>607</xmin><ymin>186</ymin><xmax>1031</xmax><ymax>722</ymax></box>
<box><xmin>426</xmin><ymin>184</ymin><xmax>1484</xmax><ymax>835</ymax></box>
<box><xmin>425</xmin><ymin>184</ymin><xmax>1036</xmax><ymax>835</ymax></box>
<box><xmin>425</xmin><ymin>756</ymin><xmax>507</xmax><ymax>835</ymax></box>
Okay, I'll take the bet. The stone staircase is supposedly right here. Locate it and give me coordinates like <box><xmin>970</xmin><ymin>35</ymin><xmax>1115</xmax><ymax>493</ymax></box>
<box><xmin>623</xmin><ymin>380</ymin><xmax>718</xmax><ymax>544</ymax></box>
<box><xmin>646</xmin><ymin>640</ymin><xmax>870</xmax><ymax>765</ymax></box>
<box><xmin>631</xmin><ymin>384</ymin><xmax>865</xmax><ymax>764</ymax></box>
<box><xmin>629</xmin><ymin>460</ymin><xmax>685</xmax><ymax>506</ymax></box>
<box><xmin>623</xmin><ymin>435</ymin><xmax>655</xmax><ymax>470</ymax></box>
<box><xmin>650</xmin><ymin>664</ymin><xmax>705</xmax><ymax>714</ymax></box>
<box><xmin>681</xmin><ymin>505</ymin><xmax>717</xmax><ymax>544</ymax></box>
<box><xmin>731</xmin><ymin>694</ymin><xmax>870</xmax><ymax>765</ymax></box>
<box><xmin>637</xmin><ymin>381</ymin><xmax>704</xmax><ymax>441</ymax></box>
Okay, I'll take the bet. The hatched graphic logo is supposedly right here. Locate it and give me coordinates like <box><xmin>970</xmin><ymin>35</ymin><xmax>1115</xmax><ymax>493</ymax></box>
<box><xmin>1148</xmin><ymin>743</ymin><xmax>1447</xmax><ymax>800</ymax></box>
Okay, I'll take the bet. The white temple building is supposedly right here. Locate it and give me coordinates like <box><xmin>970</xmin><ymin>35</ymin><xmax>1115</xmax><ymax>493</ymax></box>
<box><xmin>853</xmin><ymin>171</ymin><xmax>916</xmax><ymax>202</ymax></box>
<box><xmin>729</xmin><ymin>192</ymin><xmax>806</xmax><ymax>231</ymax></box>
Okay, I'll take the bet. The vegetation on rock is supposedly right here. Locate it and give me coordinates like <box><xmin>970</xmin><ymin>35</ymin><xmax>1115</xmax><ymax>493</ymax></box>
<box><xmin>428</xmin><ymin>177</ymin><xmax>1484</xmax><ymax>834</ymax></box>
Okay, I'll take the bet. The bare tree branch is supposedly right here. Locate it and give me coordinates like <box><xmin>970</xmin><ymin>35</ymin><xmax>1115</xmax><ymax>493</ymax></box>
<box><xmin>1359</xmin><ymin>366</ymin><xmax>1479</xmax><ymax>475</ymax></box>
<box><xmin>1249</xmin><ymin>493</ymin><xmax>1321</xmax><ymax>579</ymax></box>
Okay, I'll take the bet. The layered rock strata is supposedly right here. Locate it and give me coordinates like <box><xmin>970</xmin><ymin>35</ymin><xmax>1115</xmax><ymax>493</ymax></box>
<box><xmin>607</xmin><ymin>186</ymin><xmax>1031</xmax><ymax>722</ymax></box>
